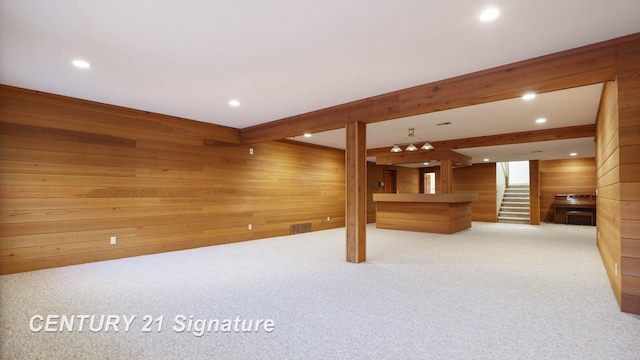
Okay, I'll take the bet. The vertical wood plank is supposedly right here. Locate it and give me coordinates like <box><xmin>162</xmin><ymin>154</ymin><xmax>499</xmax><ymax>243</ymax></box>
<box><xmin>345</xmin><ymin>121</ymin><xmax>366</xmax><ymax>263</ymax></box>
<box><xmin>440</xmin><ymin>159</ymin><xmax>453</xmax><ymax>193</ymax></box>
<box><xmin>529</xmin><ymin>160</ymin><xmax>541</xmax><ymax>225</ymax></box>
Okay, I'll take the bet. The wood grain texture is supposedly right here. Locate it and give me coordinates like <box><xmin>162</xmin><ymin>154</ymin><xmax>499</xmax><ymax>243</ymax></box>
<box><xmin>440</xmin><ymin>160</ymin><xmax>453</xmax><ymax>194</ymax></box>
<box><xmin>530</xmin><ymin>160</ymin><xmax>541</xmax><ymax>225</ymax></box>
<box><xmin>366</xmin><ymin>163</ymin><xmax>420</xmax><ymax>223</ymax></box>
<box><xmin>0</xmin><ymin>122</ymin><xmax>137</xmax><ymax>147</ymax></box>
<box><xmin>345</xmin><ymin>121</ymin><xmax>366</xmax><ymax>263</ymax></box>
<box><xmin>616</xmin><ymin>39</ymin><xmax>640</xmax><ymax>314</ymax></box>
<box><xmin>1</xmin><ymin>35</ymin><xmax>639</xmax><ymax>315</ymax></box>
<box><xmin>539</xmin><ymin>158</ymin><xmax>597</xmax><ymax>223</ymax></box>
<box><xmin>375</xmin><ymin>201</ymin><xmax>472</xmax><ymax>234</ymax></box>
<box><xmin>452</xmin><ymin>163</ymin><xmax>497</xmax><ymax>222</ymax></box>
<box><xmin>375</xmin><ymin>149</ymin><xmax>471</xmax><ymax>166</ymax></box>
<box><xmin>367</xmin><ymin>163</ymin><xmax>493</xmax><ymax>223</ymax></box>
<box><xmin>0</xmin><ymin>86</ymin><xmax>345</xmax><ymax>274</ymax></box>
<box><xmin>596</xmin><ymin>80</ymin><xmax>622</xmax><ymax>307</ymax></box>
<box><xmin>240</xmin><ymin>34</ymin><xmax>640</xmax><ymax>144</ymax></box>
<box><xmin>368</xmin><ymin>125</ymin><xmax>596</xmax><ymax>156</ymax></box>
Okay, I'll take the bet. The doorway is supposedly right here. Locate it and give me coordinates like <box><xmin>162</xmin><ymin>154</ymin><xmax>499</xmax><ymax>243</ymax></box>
<box><xmin>383</xmin><ymin>170</ymin><xmax>397</xmax><ymax>193</ymax></box>
<box><xmin>423</xmin><ymin>172</ymin><xmax>435</xmax><ymax>194</ymax></box>
<box><xmin>497</xmin><ymin>161</ymin><xmax>531</xmax><ymax>224</ymax></box>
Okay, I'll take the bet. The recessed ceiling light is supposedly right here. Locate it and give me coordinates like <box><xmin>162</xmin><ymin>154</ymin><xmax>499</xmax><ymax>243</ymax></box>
<box><xmin>304</xmin><ymin>133</ymin><xmax>312</xmax><ymax>138</ymax></box>
<box><xmin>479</xmin><ymin>8</ymin><xmax>500</xmax><ymax>21</ymax></box>
<box><xmin>536</xmin><ymin>118</ymin><xmax>547</xmax><ymax>124</ymax></box>
<box><xmin>229</xmin><ymin>100</ymin><xmax>240</xmax><ymax>107</ymax></box>
<box><xmin>570</xmin><ymin>152</ymin><xmax>578</xmax><ymax>156</ymax></box>
<box><xmin>522</xmin><ymin>93</ymin><xmax>536</xmax><ymax>100</ymax></box>
<box><xmin>72</xmin><ymin>59</ymin><xmax>90</xmax><ymax>69</ymax></box>
<box><xmin>483</xmin><ymin>158</ymin><xmax>490</xmax><ymax>162</ymax></box>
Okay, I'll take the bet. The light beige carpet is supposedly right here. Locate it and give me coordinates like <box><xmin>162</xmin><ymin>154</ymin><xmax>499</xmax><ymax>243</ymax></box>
<box><xmin>1</xmin><ymin>222</ymin><xmax>639</xmax><ymax>359</ymax></box>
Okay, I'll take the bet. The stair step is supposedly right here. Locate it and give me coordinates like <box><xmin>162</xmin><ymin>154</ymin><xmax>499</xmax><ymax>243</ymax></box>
<box><xmin>498</xmin><ymin>218</ymin><xmax>530</xmax><ymax>224</ymax></box>
<box><xmin>498</xmin><ymin>215</ymin><xmax>530</xmax><ymax>221</ymax></box>
<box><xmin>499</xmin><ymin>209</ymin><xmax>530</xmax><ymax>214</ymax></box>
<box><xmin>499</xmin><ymin>207</ymin><xmax>529</xmax><ymax>213</ymax></box>
<box><xmin>499</xmin><ymin>212</ymin><xmax>530</xmax><ymax>218</ymax></box>
<box><xmin>499</xmin><ymin>186</ymin><xmax>531</xmax><ymax>225</ymax></box>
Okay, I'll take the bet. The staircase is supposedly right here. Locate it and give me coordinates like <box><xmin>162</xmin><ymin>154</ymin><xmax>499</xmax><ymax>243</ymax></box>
<box><xmin>498</xmin><ymin>185</ymin><xmax>530</xmax><ymax>224</ymax></box>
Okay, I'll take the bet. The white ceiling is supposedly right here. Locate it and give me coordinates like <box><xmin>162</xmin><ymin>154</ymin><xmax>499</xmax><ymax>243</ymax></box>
<box><xmin>291</xmin><ymin>83</ymin><xmax>602</xmax><ymax>164</ymax></box>
<box><xmin>1</xmin><ymin>1</ymin><xmax>639</xmax><ymax>163</ymax></box>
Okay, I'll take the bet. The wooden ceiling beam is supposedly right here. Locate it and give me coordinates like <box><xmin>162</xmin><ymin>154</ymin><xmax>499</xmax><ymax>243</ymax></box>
<box><xmin>376</xmin><ymin>149</ymin><xmax>472</xmax><ymax>166</ymax></box>
<box><xmin>238</xmin><ymin>34</ymin><xmax>640</xmax><ymax>144</ymax></box>
<box><xmin>367</xmin><ymin>124</ymin><xmax>596</xmax><ymax>157</ymax></box>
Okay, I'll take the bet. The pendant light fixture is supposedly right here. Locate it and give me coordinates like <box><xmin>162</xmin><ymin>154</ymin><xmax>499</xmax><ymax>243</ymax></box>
<box><xmin>390</xmin><ymin>128</ymin><xmax>434</xmax><ymax>152</ymax></box>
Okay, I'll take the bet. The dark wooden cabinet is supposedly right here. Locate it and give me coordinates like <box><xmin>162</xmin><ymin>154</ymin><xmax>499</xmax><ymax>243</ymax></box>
<box><xmin>553</xmin><ymin>194</ymin><xmax>596</xmax><ymax>225</ymax></box>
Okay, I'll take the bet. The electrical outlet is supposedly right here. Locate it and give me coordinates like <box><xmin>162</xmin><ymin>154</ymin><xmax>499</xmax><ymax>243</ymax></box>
<box><xmin>615</xmin><ymin>263</ymin><xmax>618</xmax><ymax>276</ymax></box>
<box><xmin>248</xmin><ymin>224</ymin><xmax>252</xmax><ymax>230</ymax></box>
<box><xmin>249</xmin><ymin>148</ymin><xmax>253</xmax><ymax>155</ymax></box>
<box><xmin>110</xmin><ymin>236</ymin><xmax>116</xmax><ymax>245</ymax></box>
<box><xmin>326</xmin><ymin>217</ymin><xmax>331</xmax><ymax>222</ymax></box>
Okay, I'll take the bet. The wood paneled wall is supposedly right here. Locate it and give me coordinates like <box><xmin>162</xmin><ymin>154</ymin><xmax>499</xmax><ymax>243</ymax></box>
<box><xmin>367</xmin><ymin>163</ymin><xmax>497</xmax><ymax>223</ymax></box>
<box><xmin>539</xmin><ymin>158</ymin><xmax>597</xmax><ymax>223</ymax></box>
<box><xmin>0</xmin><ymin>86</ymin><xmax>346</xmax><ymax>274</ymax></box>
<box><xmin>595</xmin><ymin>40</ymin><xmax>640</xmax><ymax>315</ymax></box>
<box><xmin>366</xmin><ymin>162</ymin><xmax>383</xmax><ymax>223</ymax></box>
<box><xmin>616</xmin><ymin>41</ymin><xmax>640</xmax><ymax>314</ymax></box>
<box><xmin>452</xmin><ymin>164</ymin><xmax>497</xmax><ymax>222</ymax></box>
<box><xmin>366</xmin><ymin>163</ymin><xmax>419</xmax><ymax>223</ymax></box>
<box><xmin>597</xmin><ymin>81</ymin><xmax>623</xmax><ymax>308</ymax></box>
<box><xmin>396</xmin><ymin>167</ymin><xmax>421</xmax><ymax>194</ymax></box>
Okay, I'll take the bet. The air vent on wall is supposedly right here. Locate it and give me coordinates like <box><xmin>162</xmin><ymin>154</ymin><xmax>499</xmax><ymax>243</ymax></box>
<box><xmin>290</xmin><ymin>223</ymin><xmax>312</xmax><ymax>235</ymax></box>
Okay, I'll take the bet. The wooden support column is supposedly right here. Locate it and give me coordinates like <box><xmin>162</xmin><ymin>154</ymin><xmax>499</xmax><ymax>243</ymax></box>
<box><xmin>529</xmin><ymin>160</ymin><xmax>541</xmax><ymax>225</ymax></box>
<box><xmin>440</xmin><ymin>159</ymin><xmax>453</xmax><ymax>194</ymax></box>
<box><xmin>345</xmin><ymin>121</ymin><xmax>366</xmax><ymax>263</ymax></box>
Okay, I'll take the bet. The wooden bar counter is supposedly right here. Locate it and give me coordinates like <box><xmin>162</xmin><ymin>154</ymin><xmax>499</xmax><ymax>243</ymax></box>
<box><xmin>373</xmin><ymin>193</ymin><xmax>478</xmax><ymax>234</ymax></box>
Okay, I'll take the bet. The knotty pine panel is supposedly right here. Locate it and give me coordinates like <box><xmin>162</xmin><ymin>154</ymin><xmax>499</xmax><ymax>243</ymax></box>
<box><xmin>0</xmin><ymin>85</ymin><xmax>345</xmax><ymax>274</ymax></box>
<box><xmin>539</xmin><ymin>158</ymin><xmax>596</xmax><ymax>223</ymax></box>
